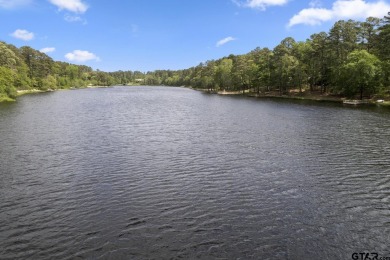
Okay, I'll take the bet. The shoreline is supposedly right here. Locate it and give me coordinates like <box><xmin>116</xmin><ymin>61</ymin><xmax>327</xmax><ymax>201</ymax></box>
<box><xmin>191</xmin><ymin>88</ymin><xmax>390</xmax><ymax>107</ymax></box>
<box><xmin>2</xmin><ymin>86</ymin><xmax>390</xmax><ymax>108</ymax></box>
<box><xmin>16</xmin><ymin>89</ymin><xmax>47</xmax><ymax>97</ymax></box>
<box><xmin>0</xmin><ymin>85</ymin><xmax>113</xmax><ymax>103</ymax></box>
<box><xmin>0</xmin><ymin>96</ymin><xmax>16</xmax><ymax>102</ymax></box>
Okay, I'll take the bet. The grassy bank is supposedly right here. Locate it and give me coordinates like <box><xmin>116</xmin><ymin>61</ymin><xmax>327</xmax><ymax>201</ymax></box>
<box><xmin>16</xmin><ymin>89</ymin><xmax>47</xmax><ymax>97</ymax></box>
<box><xmin>194</xmin><ymin>88</ymin><xmax>390</xmax><ymax>107</ymax></box>
<box><xmin>0</xmin><ymin>85</ymin><xmax>115</xmax><ymax>103</ymax></box>
<box><xmin>0</xmin><ymin>96</ymin><xmax>16</xmax><ymax>102</ymax></box>
<box><xmin>249</xmin><ymin>91</ymin><xmax>343</xmax><ymax>103</ymax></box>
<box><xmin>0</xmin><ymin>89</ymin><xmax>50</xmax><ymax>102</ymax></box>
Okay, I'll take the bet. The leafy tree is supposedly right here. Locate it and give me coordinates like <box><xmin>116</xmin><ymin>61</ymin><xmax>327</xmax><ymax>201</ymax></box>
<box><xmin>214</xmin><ymin>58</ymin><xmax>233</xmax><ymax>91</ymax></box>
<box><xmin>0</xmin><ymin>42</ymin><xmax>30</xmax><ymax>89</ymax></box>
<box><xmin>377</xmin><ymin>12</ymin><xmax>390</xmax><ymax>60</ymax></box>
<box><xmin>0</xmin><ymin>67</ymin><xmax>17</xmax><ymax>99</ymax></box>
<box><xmin>376</xmin><ymin>12</ymin><xmax>390</xmax><ymax>91</ymax></box>
<box><xmin>249</xmin><ymin>47</ymin><xmax>272</xmax><ymax>93</ymax></box>
<box><xmin>358</xmin><ymin>17</ymin><xmax>381</xmax><ymax>53</ymax></box>
<box><xmin>328</xmin><ymin>20</ymin><xmax>360</xmax><ymax>87</ymax></box>
<box><xmin>20</xmin><ymin>46</ymin><xmax>54</xmax><ymax>89</ymax></box>
<box><xmin>0</xmin><ymin>42</ymin><xmax>19</xmax><ymax>69</ymax></box>
<box><xmin>339</xmin><ymin>50</ymin><xmax>381</xmax><ymax>99</ymax></box>
<box><xmin>308</xmin><ymin>32</ymin><xmax>329</xmax><ymax>92</ymax></box>
<box><xmin>41</xmin><ymin>75</ymin><xmax>57</xmax><ymax>90</ymax></box>
<box><xmin>291</xmin><ymin>41</ymin><xmax>311</xmax><ymax>92</ymax></box>
<box><xmin>272</xmin><ymin>37</ymin><xmax>297</xmax><ymax>94</ymax></box>
<box><xmin>232</xmin><ymin>55</ymin><xmax>258</xmax><ymax>93</ymax></box>
<box><xmin>199</xmin><ymin>61</ymin><xmax>216</xmax><ymax>91</ymax></box>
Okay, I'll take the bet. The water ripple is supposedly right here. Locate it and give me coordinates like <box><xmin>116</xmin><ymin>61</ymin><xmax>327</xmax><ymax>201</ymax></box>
<box><xmin>1</xmin><ymin>87</ymin><xmax>389</xmax><ymax>259</ymax></box>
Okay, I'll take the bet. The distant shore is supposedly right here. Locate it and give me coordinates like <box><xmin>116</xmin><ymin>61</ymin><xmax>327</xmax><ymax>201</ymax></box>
<box><xmin>191</xmin><ymin>88</ymin><xmax>390</xmax><ymax>107</ymax></box>
<box><xmin>2</xmin><ymin>86</ymin><xmax>389</xmax><ymax>108</ymax></box>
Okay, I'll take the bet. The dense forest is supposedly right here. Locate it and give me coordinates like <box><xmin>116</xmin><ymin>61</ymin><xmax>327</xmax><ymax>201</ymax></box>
<box><xmin>0</xmin><ymin>41</ymin><xmax>147</xmax><ymax>101</ymax></box>
<box><xmin>1</xmin><ymin>14</ymin><xmax>390</xmax><ymax>101</ymax></box>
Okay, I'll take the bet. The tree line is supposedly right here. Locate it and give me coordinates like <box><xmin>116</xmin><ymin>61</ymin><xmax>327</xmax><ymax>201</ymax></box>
<box><xmin>0</xmin><ymin>43</ymin><xmax>145</xmax><ymax>100</ymax></box>
<box><xmin>1</xmin><ymin>13</ymin><xmax>390</xmax><ymax>101</ymax></box>
<box><xmin>145</xmin><ymin>14</ymin><xmax>390</xmax><ymax>100</ymax></box>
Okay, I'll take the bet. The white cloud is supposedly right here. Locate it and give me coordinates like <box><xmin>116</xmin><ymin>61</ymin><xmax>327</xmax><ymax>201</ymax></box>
<box><xmin>11</xmin><ymin>29</ymin><xmax>34</xmax><ymax>41</ymax></box>
<box><xmin>233</xmin><ymin>0</ymin><xmax>289</xmax><ymax>10</ymax></box>
<box><xmin>40</xmin><ymin>47</ymin><xmax>56</xmax><ymax>53</ymax></box>
<box><xmin>0</xmin><ymin>0</ymin><xmax>31</xmax><ymax>9</ymax></box>
<box><xmin>64</xmin><ymin>14</ymin><xmax>87</xmax><ymax>24</ymax></box>
<box><xmin>289</xmin><ymin>8</ymin><xmax>333</xmax><ymax>26</ymax></box>
<box><xmin>64</xmin><ymin>14</ymin><xmax>82</xmax><ymax>22</ymax></box>
<box><xmin>48</xmin><ymin>0</ymin><xmax>88</xmax><ymax>13</ymax></box>
<box><xmin>65</xmin><ymin>50</ymin><xmax>100</xmax><ymax>62</ymax></box>
<box><xmin>289</xmin><ymin>0</ymin><xmax>390</xmax><ymax>27</ymax></box>
<box><xmin>309</xmin><ymin>0</ymin><xmax>323</xmax><ymax>7</ymax></box>
<box><xmin>216</xmin><ymin>36</ymin><xmax>236</xmax><ymax>47</ymax></box>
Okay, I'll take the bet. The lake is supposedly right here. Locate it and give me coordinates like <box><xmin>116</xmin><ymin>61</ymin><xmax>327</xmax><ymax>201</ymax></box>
<box><xmin>0</xmin><ymin>86</ymin><xmax>389</xmax><ymax>259</ymax></box>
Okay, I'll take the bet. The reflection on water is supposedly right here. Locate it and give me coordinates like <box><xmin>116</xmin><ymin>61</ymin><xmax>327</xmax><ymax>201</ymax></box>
<box><xmin>0</xmin><ymin>86</ymin><xmax>389</xmax><ymax>259</ymax></box>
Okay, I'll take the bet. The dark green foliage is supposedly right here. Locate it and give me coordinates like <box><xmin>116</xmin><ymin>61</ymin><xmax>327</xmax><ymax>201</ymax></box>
<box><xmin>376</xmin><ymin>12</ymin><xmax>390</xmax><ymax>60</ymax></box>
<box><xmin>339</xmin><ymin>50</ymin><xmax>381</xmax><ymax>99</ymax></box>
<box><xmin>0</xmin><ymin>67</ymin><xmax>17</xmax><ymax>99</ymax></box>
<box><xmin>0</xmin><ymin>43</ymin><xmax>118</xmax><ymax>99</ymax></box>
<box><xmin>145</xmin><ymin>15</ymin><xmax>389</xmax><ymax>99</ymax></box>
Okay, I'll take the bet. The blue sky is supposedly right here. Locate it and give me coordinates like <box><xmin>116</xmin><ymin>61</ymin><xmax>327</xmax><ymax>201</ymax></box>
<box><xmin>1</xmin><ymin>0</ymin><xmax>390</xmax><ymax>72</ymax></box>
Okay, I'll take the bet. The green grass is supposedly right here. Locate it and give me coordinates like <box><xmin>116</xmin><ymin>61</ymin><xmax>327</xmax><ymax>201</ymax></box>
<box><xmin>0</xmin><ymin>96</ymin><xmax>16</xmax><ymax>102</ymax></box>
<box><xmin>16</xmin><ymin>89</ymin><xmax>45</xmax><ymax>97</ymax></box>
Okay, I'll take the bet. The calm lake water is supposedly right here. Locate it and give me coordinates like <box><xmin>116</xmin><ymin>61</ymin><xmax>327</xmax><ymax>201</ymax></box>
<box><xmin>0</xmin><ymin>86</ymin><xmax>390</xmax><ymax>259</ymax></box>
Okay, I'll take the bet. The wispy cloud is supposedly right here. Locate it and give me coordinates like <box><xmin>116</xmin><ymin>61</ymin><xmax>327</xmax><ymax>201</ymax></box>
<box><xmin>64</xmin><ymin>14</ymin><xmax>87</xmax><ymax>24</ymax></box>
<box><xmin>216</xmin><ymin>36</ymin><xmax>236</xmax><ymax>47</ymax></box>
<box><xmin>0</xmin><ymin>0</ymin><xmax>32</xmax><ymax>9</ymax></box>
<box><xmin>65</xmin><ymin>50</ymin><xmax>100</xmax><ymax>62</ymax></box>
<box><xmin>40</xmin><ymin>47</ymin><xmax>56</xmax><ymax>53</ymax></box>
<box><xmin>309</xmin><ymin>0</ymin><xmax>323</xmax><ymax>8</ymax></box>
<box><xmin>288</xmin><ymin>0</ymin><xmax>390</xmax><ymax>27</ymax></box>
<box><xmin>48</xmin><ymin>0</ymin><xmax>88</xmax><ymax>14</ymax></box>
<box><xmin>10</xmin><ymin>29</ymin><xmax>34</xmax><ymax>41</ymax></box>
<box><xmin>233</xmin><ymin>0</ymin><xmax>289</xmax><ymax>10</ymax></box>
